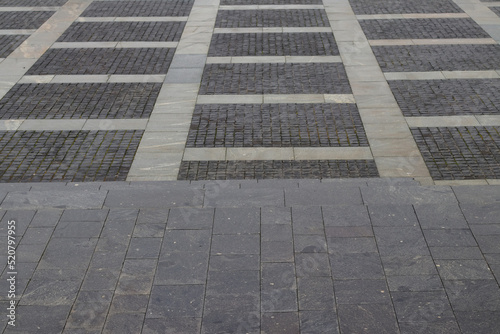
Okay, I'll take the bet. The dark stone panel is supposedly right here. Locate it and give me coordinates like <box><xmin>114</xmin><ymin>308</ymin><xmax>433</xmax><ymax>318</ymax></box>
<box><xmin>221</xmin><ymin>0</ymin><xmax>321</xmax><ymax>3</ymax></box>
<box><xmin>389</xmin><ymin>79</ymin><xmax>500</xmax><ymax>116</ymax></box>
<box><xmin>199</xmin><ymin>63</ymin><xmax>352</xmax><ymax>95</ymax></box>
<box><xmin>0</xmin><ymin>11</ymin><xmax>54</xmax><ymax>29</ymax></box>
<box><xmin>0</xmin><ymin>0</ymin><xmax>67</xmax><ymax>5</ymax></box>
<box><xmin>58</xmin><ymin>21</ymin><xmax>186</xmax><ymax>42</ymax></box>
<box><xmin>0</xmin><ymin>35</ymin><xmax>28</xmax><ymax>58</ymax></box>
<box><xmin>412</xmin><ymin>127</ymin><xmax>500</xmax><ymax>180</ymax></box>
<box><xmin>208</xmin><ymin>32</ymin><xmax>338</xmax><ymax>56</ymax></box>
<box><xmin>215</xmin><ymin>9</ymin><xmax>330</xmax><ymax>28</ymax></box>
<box><xmin>26</xmin><ymin>48</ymin><xmax>175</xmax><ymax>75</ymax></box>
<box><xmin>349</xmin><ymin>0</ymin><xmax>463</xmax><ymax>14</ymax></box>
<box><xmin>360</xmin><ymin>18</ymin><xmax>489</xmax><ymax>40</ymax></box>
<box><xmin>0</xmin><ymin>83</ymin><xmax>161</xmax><ymax>119</ymax></box>
<box><xmin>0</xmin><ymin>130</ymin><xmax>143</xmax><ymax>182</ymax></box>
<box><xmin>373</xmin><ymin>44</ymin><xmax>500</xmax><ymax>72</ymax></box>
<box><xmin>81</xmin><ymin>0</ymin><xmax>194</xmax><ymax>17</ymax></box>
<box><xmin>187</xmin><ymin>104</ymin><xmax>368</xmax><ymax>147</ymax></box>
<box><xmin>177</xmin><ymin>160</ymin><xmax>379</xmax><ymax>180</ymax></box>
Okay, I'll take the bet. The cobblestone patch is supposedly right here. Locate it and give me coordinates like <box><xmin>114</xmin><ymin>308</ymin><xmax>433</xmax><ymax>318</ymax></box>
<box><xmin>178</xmin><ymin>160</ymin><xmax>379</xmax><ymax>180</ymax></box>
<box><xmin>221</xmin><ymin>0</ymin><xmax>321</xmax><ymax>4</ymax></box>
<box><xmin>349</xmin><ymin>0</ymin><xmax>463</xmax><ymax>14</ymax></box>
<box><xmin>26</xmin><ymin>48</ymin><xmax>175</xmax><ymax>75</ymax></box>
<box><xmin>390</xmin><ymin>79</ymin><xmax>500</xmax><ymax>116</ymax></box>
<box><xmin>199</xmin><ymin>63</ymin><xmax>351</xmax><ymax>94</ymax></box>
<box><xmin>0</xmin><ymin>0</ymin><xmax>67</xmax><ymax>5</ymax></box>
<box><xmin>187</xmin><ymin>104</ymin><xmax>368</xmax><ymax>147</ymax></box>
<box><xmin>208</xmin><ymin>33</ymin><xmax>338</xmax><ymax>56</ymax></box>
<box><xmin>373</xmin><ymin>44</ymin><xmax>500</xmax><ymax>72</ymax></box>
<box><xmin>360</xmin><ymin>18</ymin><xmax>489</xmax><ymax>40</ymax></box>
<box><xmin>0</xmin><ymin>35</ymin><xmax>29</xmax><ymax>58</ymax></box>
<box><xmin>0</xmin><ymin>11</ymin><xmax>55</xmax><ymax>30</ymax></box>
<box><xmin>0</xmin><ymin>130</ymin><xmax>143</xmax><ymax>182</ymax></box>
<box><xmin>81</xmin><ymin>0</ymin><xmax>194</xmax><ymax>17</ymax></box>
<box><xmin>215</xmin><ymin>9</ymin><xmax>330</xmax><ymax>28</ymax></box>
<box><xmin>412</xmin><ymin>127</ymin><xmax>500</xmax><ymax>179</ymax></box>
<box><xmin>0</xmin><ymin>83</ymin><xmax>161</xmax><ymax>119</ymax></box>
<box><xmin>58</xmin><ymin>21</ymin><xmax>186</xmax><ymax>42</ymax></box>
<box><xmin>491</xmin><ymin>7</ymin><xmax>500</xmax><ymax>17</ymax></box>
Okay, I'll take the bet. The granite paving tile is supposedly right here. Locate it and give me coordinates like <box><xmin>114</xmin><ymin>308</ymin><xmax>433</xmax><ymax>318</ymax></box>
<box><xmin>215</xmin><ymin>9</ymin><xmax>330</xmax><ymax>28</ymax></box>
<box><xmin>81</xmin><ymin>0</ymin><xmax>194</xmax><ymax>17</ymax></box>
<box><xmin>0</xmin><ymin>11</ymin><xmax>55</xmax><ymax>30</ymax></box>
<box><xmin>349</xmin><ymin>0</ymin><xmax>463</xmax><ymax>14</ymax></box>
<box><xmin>337</xmin><ymin>303</ymin><xmax>399</xmax><ymax>334</ymax></box>
<box><xmin>0</xmin><ymin>35</ymin><xmax>29</xmax><ymax>59</ymax></box>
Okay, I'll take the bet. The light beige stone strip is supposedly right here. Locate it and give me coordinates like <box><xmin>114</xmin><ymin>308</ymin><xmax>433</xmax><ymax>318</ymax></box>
<box><xmin>356</xmin><ymin>13</ymin><xmax>470</xmax><ymax>19</ymax></box>
<box><xmin>369</xmin><ymin>38</ymin><xmax>497</xmax><ymax>46</ymax></box>
<box><xmin>218</xmin><ymin>5</ymin><xmax>324</xmax><ymax>10</ymax></box>
<box><xmin>195</xmin><ymin>94</ymin><xmax>355</xmax><ymax>104</ymax></box>
<box><xmin>0</xmin><ymin>30</ymin><xmax>36</xmax><ymax>35</ymax></box>
<box><xmin>451</xmin><ymin>0</ymin><xmax>500</xmax><ymax>42</ymax></box>
<box><xmin>0</xmin><ymin>6</ymin><xmax>60</xmax><ymax>11</ymax></box>
<box><xmin>385</xmin><ymin>71</ymin><xmax>500</xmax><ymax>80</ymax></box>
<box><xmin>206</xmin><ymin>56</ymin><xmax>342</xmax><ymax>63</ymax></box>
<box><xmin>405</xmin><ymin>116</ymin><xmax>481</xmax><ymax>127</ymax></box>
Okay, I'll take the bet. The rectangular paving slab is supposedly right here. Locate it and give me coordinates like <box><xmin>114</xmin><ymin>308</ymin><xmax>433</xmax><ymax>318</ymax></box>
<box><xmin>0</xmin><ymin>11</ymin><xmax>55</xmax><ymax>30</ymax></box>
<box><xmin>57</xmin><ymin>21</ymin><xmax>186</xmax><ymax>42</ymax></box>
<box><xmin>389</xmin><ymin>79</ymin><xmax>500</xmax><ymax>116</ymax></box>
<box><xmin>208</xmin><ymin>32</ymin><xmax>339</xmax><ymax>57</ymax></box>
<box><xmin>360</xmin><ymin>18</ymin><xmax>490</xmax><ymax>40</ymax></box>
<box><xmin>26</xmin><ymin>48</ymin><xmax>175</xmax><ymax>75</ymax></box>
<box><xmin>0</xmin><ymin>35</ymin><xmax>29</xmax><ymax>58</ymax></box>
<box><xmin>0</xmin><ymin>83</ymin><xmax>162</xmax><ymax>119</ymax></box>
<box><xmin>199</xmin><ymin>63</ymin><xmax>352</xmax><ymax>94</ymax></box>
<box><xmin>215</xmin><ymin>9</ymin><xmax>330</xmax><ymax>28</ymax></box>
<box><xmin>0</xmin><ymin>130</ymin><xmax>143</xmax><ymax>182</ymax></box>
<box><xmin>412</xmin><ymin>126</ymin><xmax>500</xmax><ymax>180</ymax></box>
<box><xmin>177</xmin><ymin>160</ymin><xmax>379</xmax><ymax>180</ymax></box>
<box><xmin>187</xmin><ymin>103</ymin><xmax>368</xmax><ymax>147</ymax></box>
<box><xmin>81</xmin><ymin>0</ymin><xmax>194</xmax><ymax>17</ymax></box>
<box><xmin>373</xmin><ymin>44</ymin><xmax>500</xmax><ymax>72</ymax></box>
<box><xmin>349</xmin><ymin>0</ymin><xmax>463</xmax><ymax>14</ymax></box>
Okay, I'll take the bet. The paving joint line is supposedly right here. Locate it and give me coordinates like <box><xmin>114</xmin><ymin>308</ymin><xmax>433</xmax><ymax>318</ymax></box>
<box><xmin>384</xmin><ymin>70</ymin><xmax>500</xmax><ymax>80</ymax></box>
<box><xmin>356</xmin><ymin>13</ymin><xmax>471</xmax><ymax>19</ymax></box>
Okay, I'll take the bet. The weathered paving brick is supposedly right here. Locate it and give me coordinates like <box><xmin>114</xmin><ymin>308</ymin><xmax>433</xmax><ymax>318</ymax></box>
<box><xmin>177</xmin><ymin>160</ymin><xmax>379</xmax><ymax>180</ymax></box>
<box><xmin>0</xmin><ymin>130</ymin><xmax>143</xmax><ymax>182</ymax></box>
<box><xmin>215</xmin><ymin>9</ymin><xmax>330</xmax><ymax>28</ymax></box>
<box><xmin>373</xmin><ymin>44</ymin><xmax>500</xmax><ymax>72</ymax></box>
<box><xmin>58</xmin><ymin>21</ymin><xmax>186</xmax><ymax>42</ymax></box>
<box><xmin>349</xmin><ymin>0</ymin><xmax>462</xmax><ymax>14</ymax></box>
<box><xmin>0</xmin><ymin>0</ymin><xmax>66</xmax><ymax>5</ymax></box>
<box><xmin>208</xmin><ymin>33</ymin><xmax>339</xmax><ymax>56</ymax></box>
<box><xmin>81</xmin><ymin>0</ymin><xmax>194</xmax><ymax>17</ymax></box>
<box><xmin>187</xmin><ymin>104</ymin><xmax>368</xmax><ymax>147</ymax></box>
<box><xmin>26</xmin><ymin>48</ymin><xmax>175</xmax><ymax>75</ymax></box>
<box><xmin>0</xmin><ymin>11</ymin><xmax>55</xmax><ymax>29</ymax></box>
<box><xmin>360</xmin><ymin>18</ymin><xmax>489</xmax><ymax>40</ymax></box>
<box><xmin>0</xmin><ymin>35</ymin><xmax>29</xmax><ymax>58</ymax></box>
<box><xmin>199</xmin><ymin>63</ymin><xmax>352</xmax><ymax>95</ymax></box>
<box><xmin>412</xmin><ymin>127</ymin><xmax>500</xmax><ymax>180</ymax></box>
<box><xmin>0</xmin><ymin>83</ymin><xmax>162</xmax><ymax>119</ymax></box>
<box><xmin>389</xmin><ymin>79</ymin><xmax>500</xmax><ymax>116</ymax></box>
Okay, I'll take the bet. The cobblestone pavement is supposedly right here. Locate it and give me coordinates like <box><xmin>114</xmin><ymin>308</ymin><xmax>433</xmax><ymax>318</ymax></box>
<box><xmin>0</xmin><ymin>0</ymin><xmax>500</xmax><ymax>331</ymax></box>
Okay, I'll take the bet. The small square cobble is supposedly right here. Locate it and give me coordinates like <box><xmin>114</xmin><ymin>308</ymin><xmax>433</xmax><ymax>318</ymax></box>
<box><xmin>389</xmin><ymin>79</ymin><xmax>500</xmax><ymax>116</ymax></box>
<box><xmin>0</xmin><ymin>11</ymin><xmax>55</xmax><ymax>30</ymax></box>
<box><xmin>348</xmin><ymin>0</ymin><xmax>462</xmax><ymax>14</ymax></box>
<box><xmin>0</xmin><ymin>83</ymin><xmax>161</xmax><ymax>119</ymax></box>
<box><xmin>26</xmin><ymin>48</ymin><xmax>175</xmax><ymax>75</ymax></box>
<box><xmin>58</xmin><ymin>21</ymin><xmax>186</xmax><ymax>42</ymax></box>
<box><xmin>208</xmin><ymin>33</ymin><xmax>338</xmax><ymax>57</ymax></box>
<box><xmin>177</xmin><ymin>160</ymin><xmax>379</xmax><ymax>180</ymax></box>
<box><xmin>0</xmin><ymin>35</ymin><xmax>29</xmax><ymax>58</ymax></box>
<box><xmin>215</xmin><ymin>9</ymin><xmax>330</xmax><ymax>28</ymax></box>
<box><xmin>81</xmin><ymin>0</ymin><xmax>194</xmax><ymax>17</ymax></box>
<box><xmin>0</xmin><ymin>130</ymin><xmax>143</xmax><ymax>183</ymax></box>
<box><xmin>373</xmin><ymin>44</ymin><xmax>500</xmax><ymax>72</ymax></box>
<box><xmin>199</xmin><ymin>63</ymin><xmax>351</xmax><ymax>95</ymax></box>
<box><xmin>360</xmin><ymin>18</ymin><xmax>489</xmax><ymax>40</ymax></box>
<box><xmin>221</xmin><ymin>0</ymin><xmax>321</xmax><ymax>3</ymax></box>
<box><xmin>0</xmin><ymin>0</ymin><xmax>67</xmax><ymax>5</ymax></box>
<box><xmin>412</xmin><ymin>126</ymin><xmax>500</xmax><ymax>180</ymax></box>
<box><xmin>187</xmin><ymin>104</ymin><xmax>368</xmax><ymax>147</ymax></box>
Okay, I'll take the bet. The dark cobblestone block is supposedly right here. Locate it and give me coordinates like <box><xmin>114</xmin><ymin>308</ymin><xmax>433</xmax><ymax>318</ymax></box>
<box><xmin>199</xmin><ymin>63</ymin><xmax>351</xmax><ymax>95</ymax></box>
<box><xmin>373</xmin><ymin>44</ymin><xmax>500</xmax><ymax>72</ymax></box>
<box><xmin>187</xmin><ymin>104</ymin><xmax>368</xmax><ymax>148</ymax></box>
<box><xmin>491</xmin><ymin>7</ymin><xmax>500</xmax><ymax>17</ymax></box>
<box><xmin>412</xmin><ymin>127</ymin><xmax>500</xmax><ymax>180</ymax></box>
<box><xmin>58</xmin><ymin>21</ymin><xmax>186</xmax><ymax>42</ymax></box>
<box><xmin>0</xmin><ymin>83</ymin><xmax>161</xmax><ymax>119</ymax></box>
<box><xmin>0</xmin><ymin>130</ymin><xmax>143</xmax><ymax>183</ymax></box>
<box><xmin>0</xmin><ymin>11</ymin><xmax>54</xmax><ymax>29</ymax></box>
<box><xmin>360</xmin><ymin>18</ymin><xmax>489</xmax><ymax>40</ymax></box>
<box><xmin>208</xmin><ymin>32</ymin><xmax>338</xmax><ymax>57</ymax></box>
<box><xmin>0</xmin><ymin>35</ymin><xmax>29</xmax><ymax>58</ymax></box>
<box><xmin>81</xmin><ymin>0</ymin><xmax>194</xmax><ymax>17</ymax></box>
<box><xmin>26</xmin><ymin>48</ymin><xmax>175</xmax><ymax>75</ymax></box>
<box><xmin>390</xmin><ymin>79</ymin><xmax>500</xmax><ymax>116</ymax></box>
<box><xmin>349</xmin><ymin>0</ymin><xmax>462</xmax><ymax>14</ymax></box>
<box><xmin>221</xmin><ymin>0</ymin><xmax>321</xmax><ymax>3</ymax></box>
<box><xmin>0</xmin><ymin>0</ymin><xmax>67</xmax><ymax>5</ymax></box>
<box><xmin>177</xmin><ymin>160</ymin><xmax>379</xmax><ymax>180</ymax></box>
<box><xmin>215</xmin><ymin>9</ymin><xmax>330</xmax><ymax>28</ymax></box>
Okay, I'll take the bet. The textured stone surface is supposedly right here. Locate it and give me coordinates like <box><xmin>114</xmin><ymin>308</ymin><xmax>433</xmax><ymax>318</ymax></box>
<box><xmin>0</xmin><ymin>11</ymin><xmax>54</xmax><ymax>29</ymax></box>
<box><xmin>0</xmin><ymin>35</ymin><xmax>29</xmax><ymax>58</ymax></box>
<box><xmin>215</xmin><ymin>9</ymin><xmax>330</xmax><ymax>28</ymax></box>
<box><xmin>349</xmin><ymin>0</ymin><xmax>462</xmax><ymax>14</ymax></box>
<box><xmin>81</xmin><ymin>0</ymin><xmax>194</xmax><ymax>17</ymax></box>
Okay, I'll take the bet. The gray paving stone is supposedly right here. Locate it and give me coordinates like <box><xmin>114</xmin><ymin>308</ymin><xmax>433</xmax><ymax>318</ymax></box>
<box><xmin>60</xmin><ymin>209</ymin><xmax>109</xmax><ymax>223</ymax></box>
<box><xmin>0</xmin><ymin>35</ymin><xmax>29</xmax><ymax>58</ymax></box>
<box><xmin>211</xmin><ymin>234</ymin><xmax>260</xmax><ymax>254</ymax></box>
<box><xmin>209</xmin><ymin>254</ymin><xmax>259</xmax><ymax>271</ymax></box>
<box><xmin>162</xmin><ymin>229</ymin><xmax>211</xmax><ymax>253</ymax></box>
<box><xmin>137</xmin><ymin>208</ymin><xmax>168</xmax><ymax>225</ymax></box>
<box><xmin>102</xmin><ymin>312</ymin><xmax>144</xmax><ymax>334</ymax></box>
<box><xmin>334</xmin><ymin>279</ymin><xmax>391</xmax><ymax>304</ymax></box>
<box><xmin>435</xmin><ymin>259</ymin><xmax>495</xmax><ymax>280</ymax></box>
<box><xmin>374</xmin><ymin>226</ymin><xmax>429</xmax><ymax>257</ymax></box>
<box><xmin>475</xmin><ymin>235</ymin><xmax>500</xmax><ymax>253</ymax></box>
<box><xmin>53</xmin><ymin>221</ymin><xmax>103</xmax><ymax>238</ymax></box>
<box><xmin>469</xmin><ymin>224</ymin><xmax>500</xmax><ymax>235</ymax></box>
<box><xmin>294</xmin><ymin>234</ymin><xmax>327</xmax><ymax>253</ymax></box>
<box><xmin>391</xmin><ymin>291</ymin><xmax>455</xmax><ymax>323</ymax></box>
<box><xmin>327</xmin><ymin>237</ymin><xmax>378</xmax><ymax>254</ymax></box>
<box><xmin>386</xmin><ymin>275</ymin><xmax>444</xmax><ymax>292</ymax></box>
<box><xmin>262</xmin><ymin>240</ymin><xmax>294</xmax><ymax>262</ymax></box>
<box><xmin>297</xmin><ymin>277</ymin><xmax>335</xmax><ymax>310</ymax></box>
<box><xmin>38</xmin><ymin>237</ymin><xmax>97</xmax><ymax>270</ymax></box>
<box><xmin>12</xmin><ymin>305</ymin><xmax>71</xmax><ymax>334</ymax></box>
<box><xmin>325</xmin><ymin>226</ymin><xmax>373</xmax><ymax>238</ymax></box>
<box><xmin>80</xmin><ymin>268</ymin><xmax>120</xmax><ymax>291</ymax></box>
<box><xmin>104</xmin><ymin>187</ymin><xmax>204</xmax><ymax>208</ymax></box>
<box><xmin>444</xmin><ymin>279</ymin><xmax>500</xmax><ymax>312</ymax></box>
<box><xmin>201</xmin><ymin>311</ymin><xmax>259</xmax><ymax>334</ymax></box>
<box><xmin>81</xmin><ymin>0</ymin><xmax>194</xmax><ymax>17</ymax></box>
<box><xmin>286</xmin><ymin>186</ymin><xmax>363</xmax><ymax>206</ymax></box>
<box><xmin>126</xmin><ymin>237</ymin><xmax>162</xmax><ymax>258</ymax></box>
<box><xmin>361</xmin><ymin>186</ymin><xmax>457</xmax><ymax>205</ymax></box>
<box><xmin>337</xmin><ymin>303</ymin><xmax>399</xmax><ymax>334</ymax></box>
<box><xmin>115</xmin><ymin>259</ymin><xmax>156</xmax><ymax>295</ymax></box>
<box><xmin>455</xmin><ymin>310</ymin><xmax>500</xmax><ymax>334</ymax></box>
<box><xmin>16</xmin><ymin>243</ymin><xmax>47</xmax><ymax>263</ymax></box>
<box><xmin>398</xmin><ymin>320</ymin><xmax>461</xmax><ymax>334</ymax></box>
<box><xmin>0</xmin><ymin>11</ymin><xmax>55</xmax><ymax>30</ymax></box>
<box><xmin>349</xmin><ymin>0</ymin><xmax>462</xmax><ymax>14</ymax></box>
<box><xmin>215</xmin><ymin>9</ymin><xmax>330</xmax><ymax>28</ymax></box>
<box><xmin>291</xmin><ymin>206</ymin><xmax>324</xmax><ymax>234</ymax></box>
<box><xmin>132</xmin><ymin>223</ymin><xmax>165</xmax><ymax>238</ymax></box>
<box><xmin>295</xmin><ymin>253</ymin><xmax>331</xmax><ymax>277</ymax></box>
<box><xmin>213</xmin><ymin>207</ymin><xmax>260</xmax><ymax>234</ymax></box>
<box><xmin>20</xmin><ymin>227</ymin><xmax>53</xmax><ymax>244</ymax></box>
<box><xmin>453</xmin><ymin>186</ymin><xmax>500</xmax><ymax>204</ymax></box>
<box><xmin>430</xmin><ymin>246</ymin><xmax>484</xmax><ymax>260</ymax></box>
<box><xmin>203</xmin><ymin>293</ymin><xmax>259</xmax><ymax>315</ymax></box>
<box><xmin>262</xmin><ymin>224</ymin><xmax>292</xmax><ymax>241</ymax></box>
<box><xmin>381</xmin><ymin>255</ymin><xmax>438</xmax><ymax>276</ymax></box>
<box><xmin>322</xmin><ymin>205</ymin><xmax>370</xmax><ymax>226</ymax></box>
<box><xmin>423</xmin><ymin>229</ymin><xmax>477</xmax><ymax>247</ymax></box>
<box><xmin>299</xmin><ymin>310</ymin><xmax>339</xmax><ymax>334</ymax></box>
<box><xmin>167</xmin><ymin>207</ymin><xmax>213</xmax><ymax>229</ymax></box>
<box><xmin>143</xmin><ymin>317</ymin><xmax>201</xmax><ymax>334</ymax></box>
<box><xmin>207</xmin><ymin>270</ymin><xmax>260</xmax><ymax>296</ymax></box>
<box><xmin>329</xmin><ymin>252</ymin><xmax>385</xmax><ymax>279</ymax></box>
<box><xmin>261</xmin><ymin>312</ymin><xmax>300</xmax><ymax>333</ymax></box>
<box><xmin>204</xmin><ymin>188</ymin><xmax>284</xmax><ymax>207</ymax></box>
<box><xmin>413</xmin><ymin>204</ymin><xmax>469</xmax><ymax>229</ymax></box>
<box><xmin>155</xmin><ymin>252</ymin><xmax>208</xmax><ymax>285</ymax></box>
<box><xmin>20</xmin><ymin>279</ymin><xmax>80</xmax><ymax>306</ymax></box>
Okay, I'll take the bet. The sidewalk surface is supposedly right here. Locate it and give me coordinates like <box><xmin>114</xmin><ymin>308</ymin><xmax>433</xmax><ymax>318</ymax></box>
<box><xmin>0</xmin><ymin>0</ymin><xmax>499</xmax><ymax>332</ymax></box>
